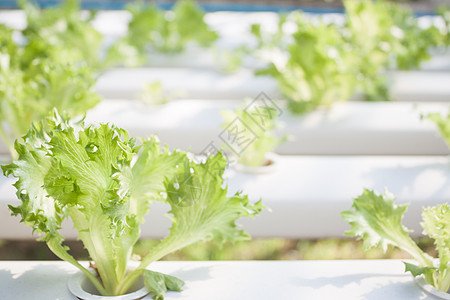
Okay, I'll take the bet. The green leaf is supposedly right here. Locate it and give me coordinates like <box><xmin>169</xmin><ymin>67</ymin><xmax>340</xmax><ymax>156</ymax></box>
<box><xmin>404</xmin><ymin>262</ymin><xmax>436</xmax><ymax>277</ymax></box>
<box><xmin>144</xmin><ymin>270</ymin><xmax>184</xmax><ymax>300</ymax></box>
<box><xmin>404</xmin><ymin>261</ymin><xmax>437</xmax><ymax>288</ymax></box>
<box><xmin>123</xmin><ymin>137</ymin><xmax>188</xmax><ymax>223</ymax></box>
<box><xmin>2</xmin><ymin>140</ymin><xmax>56</xmax><ymax>236</ymax></box>
<box><xmin>165</xmin><ymin>153</ymin><xmax>263</xmax><ymax>244</ymax></box>
<box><xmin>422</xmin><ymin>204</ymin><xmax>450</xmax><ymax>264</ymax></box>
<box><xmin>438</xmin><ymin>6</ymin><xmax>450</xmax><ymax>46</ymax></box>
<box><xmin>144</xmin><ymin>271</ymin><xmax>166</xmax><ymax>300</ymax></box>
<box><xmin>138</xmin><ymin>152</ymin><xmax>263</xmax><ymax>269</ymax></box>
<box><xmin>342</xmin><ymin>189</ymin><xmax>432</xmax><ymax>267</ymax></box>
<box><xmin>422</xmin><ymin>204</ymin><xmax>450</xmax><ymax>291</ymax></box>
<box><xmin>426</xmin><ymin>112</ymin><xmax>450</xmax><ymax>149</ymax></box>
<box><xmin>163</xmin><ymin>273</ymin><xmax>184</xmax><ymax>292</ymax></box>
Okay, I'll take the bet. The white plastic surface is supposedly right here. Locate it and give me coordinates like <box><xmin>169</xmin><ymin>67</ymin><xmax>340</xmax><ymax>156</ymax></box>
<box><xmin>0</xmin><ymin>99</ymin><xmax>449</xmax><ymax>155</ymax></box>
<box><xmin>95</xmin><ymin>67</ymin><xmax>450</xmax><ymax>102</ymax></box>
<box><xmin>95</xmin><ymin>67</ymin><xmax>280</xmax><ymax>100</ymax></box>
<box><xmin>3</xmin><ymin>100</ymin><xmax>446</xmax><ymax>156</ymax></box>
<box><xmin>416</xmin><ymin>276</ymin><xmax>450</xmax><ymax>299</ymax></box>
<box><xmin>0</xmin><ymin>260</ymin><xmax>441</xmax><ymax>299</ymax></box>
<box><xmin>81</xmin><ymin>100</ymin><xmax>449</xmax><ymax>156</ymax></box>
<box><xmin>1</xmin><ymin>155</ymin><xmax>450</xmax><ymax>239</ymax></box>
<box><xmin>1</xmin><ymin>100</ymin><xmax>449</xmax><ymax>156</ymax></box>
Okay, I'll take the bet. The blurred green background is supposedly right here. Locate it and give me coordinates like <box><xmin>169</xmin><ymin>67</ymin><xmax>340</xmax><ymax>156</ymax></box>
<box><xmin>0</xmin><ymin>238</ymin><xmax>437</xmax><ymax>261</ymax></box>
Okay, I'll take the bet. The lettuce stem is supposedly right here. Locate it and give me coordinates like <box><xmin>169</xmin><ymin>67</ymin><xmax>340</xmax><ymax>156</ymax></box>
<box><xmin>46</xmin><ymin>237</ymin><xmax>107</xmax><ymax>295</ymax></box>
<box><xmin>438</xmin><ymin>268</ymin><xmax>450</xmax><ymax>292</ymax></box>
<box><xmin>116</xmin><ymin>234</ymin><xmax>189</xmax><ymax>295</ymax></box>
<box><xmin>399</xmin><ymin>239</ymin><xmax>433</xmax><ymax>268</ymax></box>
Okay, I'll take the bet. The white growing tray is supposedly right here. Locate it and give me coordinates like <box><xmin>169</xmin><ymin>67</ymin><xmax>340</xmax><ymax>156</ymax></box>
<box><xmin>0</xmin><ymin>100</ymin><xmax>448</xmax><ymax>156</ymax></box>
<box><xmin>1</xmin><ymin>155</ymin><xmax>449</xmax><ymax>239</ymax></box>
<box><xmin>94</xmin><ymin>67</ymin><xmax>450</xmax><ymax>102</ymax></box>
<box><xmin>82</xmin><ymin>100</ymin><xmax>447</xmax><ymax>155</ymax></box>
<box><xmin>0</xmin><ymin>260</ymin><xmax>438</xmax><ymax>299</ymax></box>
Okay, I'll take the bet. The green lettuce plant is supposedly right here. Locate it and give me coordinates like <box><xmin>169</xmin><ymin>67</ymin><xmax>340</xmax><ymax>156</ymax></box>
<box><xmin>252</xmin><ymin>1</ymin><xmax>443</xmax><ymax>109</ymax></box>
<box><xmin>138</xmin><ymin>82</ymin><xmax>185</xmax><ymax>106</ymax></box>
<box><xmin>221</xmin><ymin>103</ymin><xmax>287</xmax><ymax>167</ymax></box>
<box><xmin>107</xmin><ymin>0</ymin><xmax>218</xmax><ymax>66</ymax></box>
<box><xmin>344</xmin><ymin>0</ymin><xmax>396</xmax><ymax>101</ymax></box>
<box><xmin>438</xmin><ymin>6</ymin><xmax>450</xmax><ymax>46</ymax></box>
<box><xmin>213</xmin><ymin>46</ymin><xmax>249</xmax><ymax>74</ymax></box>
<box><xmin>19</xmin><ymin>0</ymin><xmax>104</xmax><ymax>69</ymax></box>
<box><xmin>2</xmin><ymin>111</ymin><xmax>263</xmax><ymax>298</ymax></box>
<box><xmin>250</xmin><ymin>14</ymin><xmax>289</xmax><ymax>50</ymax></box>
<box><xmin>344</xmin><ymin>0</ymin><xmax>443</xmax><ymax>101</ymax></box>
<box><xmin>424</xmin><ymin>111</ymin><xmax>450</xmax><ymax>149</ymax></box>
<box><xmin>342</xmin><ymin>189</ymin><xmax>450</xmax><ymax>292</ymax></box>
<box><xmin>257</xmin><ymin>14</ymin><xmax>355</xmax><ymax>115</ymax></box>
<box><xmin>389</xmin><ymin>5</ymin><xmax>443</xmax><ymax>70</ymax></box>
<box><xmin>0</xmin><ymin>26</ymin><xmax>101</xmax><ymax>159</ymax></box>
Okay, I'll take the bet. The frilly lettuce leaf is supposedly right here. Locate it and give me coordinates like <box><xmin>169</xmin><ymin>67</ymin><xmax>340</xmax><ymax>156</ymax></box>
<box><xmin>341</xmin><ymin>189</ymin><xmax>448</xmax><ymax>290</ymax></box>
<box><xmin>166</xmin><ymin>153</ymin><xmax>263</xmax><ymax>243</ymax></box>
<box><xmin>138</xmin><ymin>152</ymin><xmax>264</xmax><ymax>270</ymax></box>
<box><xmin>341</xmin><ymin>189</ymin><xmax>432</xmax><ymax>267</ymax></box>
<box><xmin>121</xmin><ymin>137</ymin><xmax>188</xmax><ymax>224</ymax></box>
<box><xmin>422</xmin><ymin>204</ymin><xmax>450</xmax><ymax>291</ymax></box>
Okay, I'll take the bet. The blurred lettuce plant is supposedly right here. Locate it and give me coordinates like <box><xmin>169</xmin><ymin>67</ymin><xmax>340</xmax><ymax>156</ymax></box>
<box><xmin>257</xmin><ymin>13</ymin><xmax>355</xmax><ymax>114</ymax></box>
<box><xmin>425</xmin><ymin>110</ymin><xmax>450</xmax><ymax>149</ymax></box>
<box><xmin>138</xmin><ymin>82</ymin><xmax>186</xmax><ymax>106</ymax></box>
<box><xmin>344</xmin><ymin>0</ymin><xmax>443</xmax><ymax>101</ymax></box>
<box><xmin>107</xmin><ymin>0</ymin><xmax>218</xmax><ymax>67</ymax></box>
<box><xmin>19</xmin><ymin>0</ymin><xmax>104</xmax><ymax>69</ymax></box>
<box><xmin>438</xmin><ymin>6</ymin><xmax>450</xmax><ymax>46</ymax></box>
<box><xmin>221</xmin><ymin>102</ymin><xmax>287</xmax><ymax>167</ymax></box>
<box><xmin>0</xmin><ymin>25</ymin><xmax>101</xmax><ymax>159</ymax></box>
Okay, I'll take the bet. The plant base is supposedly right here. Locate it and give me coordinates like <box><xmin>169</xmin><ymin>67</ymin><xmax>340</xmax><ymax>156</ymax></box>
<box><xmin>68</xmin><ymin>271</ymin><xmax>148</xmax><ymax>300</ymax></box>
<box><xmin>415</xmin><ymin>276</ymin><xmax>450</xmax><ymax>299</ymax></box>
<box><xmin>234</xmin><ymin>153</ymin><xmax>278</xmax><ymax>174</ymax></box>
